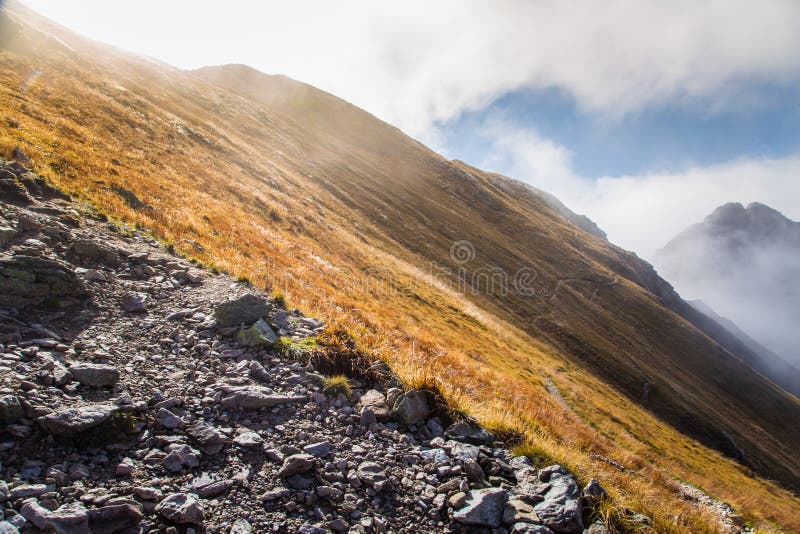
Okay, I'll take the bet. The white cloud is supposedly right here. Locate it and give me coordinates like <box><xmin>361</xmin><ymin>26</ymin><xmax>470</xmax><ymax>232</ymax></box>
<box><xmin>476</xmin><ymin>120</ymin><xmax>800</xmax><ymax>259</ymax></box>
<box><xmin>19</xmin><ymin>0</ymin><xmax>800</xmax><ymax>137</ymax></box>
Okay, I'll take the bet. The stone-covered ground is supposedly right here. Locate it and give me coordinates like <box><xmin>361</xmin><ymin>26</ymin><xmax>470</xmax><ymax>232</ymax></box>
<box><xmin>0</xmin><ymin>160</ymin><xmax>614</xmax><ymax>533</ymax></box>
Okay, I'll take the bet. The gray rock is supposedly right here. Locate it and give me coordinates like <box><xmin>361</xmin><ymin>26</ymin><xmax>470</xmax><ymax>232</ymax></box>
<box><xmin>303</xmin><ymin>441</ymin><xmax>331</xmax><ymax>458</ymax></box>
<box><xmin>356</xmin><ymin>461</ymin><xmax>389</xmax><ymax>491</ymax></box>
<box><xmin>453</xmin><ymin>488</ymin><xmax>509</xmax><ymax>528</ymax></box>
<box><xmin>220</xmin><ymin>386</ymin><xmax>304</xmax><ymax>410</ymax></box>
<box><xmin>463</xmin><ymin>459</ymin><xmax>487</xmax><ymax>485</ymax></box>
<box><xmin>214</xmin><ymin>294</ymin><xmax>268</xmax><ymax>327</ymax></box>
<box><xmin>233</xmin><ymin>431</ymin><xmax>264</xmax><ymax>448</ymax></box>
<box><xmin>186</xmin><ymin>422</ymin><xmax>227</xmax><ymax>454</ymax></box>
<box><xmin>0</xmin><ymin>395</ymin><xmax>23</xmax><ymax>423</ymax></box>
<box><xmin>0</xmin><ymin>254</ymin><xmax>87</xmax><ymax>309</ymax></box>
<box><xmin>69</xmin><ymin>363</ymin><xmax>119</xmax><ymax>387</ymax></box>
<box><xmin>156</xmin><ymin>493</ymin><xmax>205</xmax><ymax>524</ymax></box>
<box><xmin>21</xmin><ymin>501</ymin><xmax>89</xmax><ymax>533</ymax></box>
<box><xmin>278</xmin><ymin>454</ymin><xmax>315</xmax><ymax>477</ymax></box>
<box><xmin>419</xmin><ymin>448</ymin><xmax>449</xmax><ymax>464</ymax></box>
<box><xmin>68</xmin><ymin>239</ymin><xmax>121</xmax><ymax>267</ymax></box>
<box><xmin>298</xmin><ymin>525</ymin><xmax>327</xmax><ymax>534</ymax></box>
<box><xmin>156</xmin><ymin>407</ymin><xmax>185</xmax><ymax>429</ymax></box>
<box><xmin>445</xmin><ymin>421</ymin><xmax>495</xmax><ymax>445</ymax></box>
<box><xmin>10</xmin><ymin>483</ymin><xmax>49</xmax><ymax>498</ymax></box>
<box><xmin>248</xmin><ymin>360</ymin><xmax>270</xmax><ymax>382</ymax></box>
<box><xmin>163</xmin><ymin>444</ymin><xmax>201</xmax><ymax>472</ymax></box>
<box><xmin>37</xmin><ymin>404</ymin><xmax>117</xmax><ymax>436</ymax></box>
<box><xmin>0</xmin><ymin>481</ymin><xmax>8</xmax><ymax>501</ymax></box>
<box><xmin>120</xmin><ymin>292</ymin><xmax>147</xmax><ymax>312</ymax></box>
<box><xmin>357</xmin><ymin>390</ymin><xmax>390</xmax><ymax>419</ymax></box>
<box><xmin>235</xmin><ymin>318</ymin><xmax>277</xmax><ymax>347</ymax></box>
<box><xmin>448</xmin><ymin>441</ymin><xmax>480</xmax><ymax>462</ymax></box>
<box><xmin>391</xmin><ymin>389</ymin><xmax>431</xmax><ymax>425</ymax></box>
<box><xmin>533</xmin><ymin>474</ymin><xmax>583</xmax><ymax>533</ymax></box>
<box><xmin>0</xmin><ymin>521</ymin><xmax>18</xmax><ymax>534</ymax></box>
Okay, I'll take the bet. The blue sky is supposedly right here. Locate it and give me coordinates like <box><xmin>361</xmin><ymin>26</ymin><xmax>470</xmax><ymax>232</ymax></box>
<box><xmin>438</xmin><ymin>84</ymin><xmax>800</xmax><ymax>179</ymax></box>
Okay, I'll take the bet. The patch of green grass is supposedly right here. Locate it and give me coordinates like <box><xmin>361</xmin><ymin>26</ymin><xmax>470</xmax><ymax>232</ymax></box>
<box><xmin>236</xmin><ymin>275</ymin><xmax>252</xmax><ymax>285</ymax></box>
<box><xmin>274</xmin><ymin>336</ymin><xmax>319</xmax><ymax>358</ymax></box>
<box><xmin>321</xmin><ymin>375</ymin><xmax>351</xmax><ymax>398</ymax></box>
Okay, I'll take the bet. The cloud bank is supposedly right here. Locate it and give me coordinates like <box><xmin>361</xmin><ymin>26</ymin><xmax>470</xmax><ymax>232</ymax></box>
<box><xmin>21</xmin><ymin>0</ymin><xmax>800</xmax><ymax>137</ymax></box>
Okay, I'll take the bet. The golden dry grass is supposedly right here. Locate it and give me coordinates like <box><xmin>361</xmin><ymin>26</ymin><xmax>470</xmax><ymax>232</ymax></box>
<box><xmin>1</xmin><ymin>5</ymin><xmax>799</xmax><ymax>532</ymax></box>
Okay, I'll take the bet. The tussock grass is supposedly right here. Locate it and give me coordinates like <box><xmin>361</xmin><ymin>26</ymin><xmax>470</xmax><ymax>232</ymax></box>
<box><xmin>320</xmin><ymin>375</ymin><xmax>351</xmax><ymax>399</ymax></box>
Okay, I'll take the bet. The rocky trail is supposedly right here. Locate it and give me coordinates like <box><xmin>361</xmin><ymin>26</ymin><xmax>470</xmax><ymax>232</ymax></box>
<box><xmin>0</xmin><ymin>159</ymin><xmax>705</xmax><ymax>534</ymax></box>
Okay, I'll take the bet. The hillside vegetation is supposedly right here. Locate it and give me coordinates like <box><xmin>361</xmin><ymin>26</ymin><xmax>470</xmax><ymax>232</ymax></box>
<box><xmin>1</xmin><ymin>4</ymin><xmax>799</xmax><ymax>532</ymax></box>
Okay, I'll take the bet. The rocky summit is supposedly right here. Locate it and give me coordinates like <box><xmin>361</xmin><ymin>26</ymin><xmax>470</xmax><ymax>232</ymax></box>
<box><xmin>0</xmin><ymin>165</ymin><xmax>618</xmax><ymax>532</ymax></box>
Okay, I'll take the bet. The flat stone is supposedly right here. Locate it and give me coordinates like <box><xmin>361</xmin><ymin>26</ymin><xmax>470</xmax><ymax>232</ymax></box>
<box><xmin>303</xmin><ymin>441</ymin><xmax>332</xmax><ymax>458</ymax></box>
<box><xmin>69</xmin><ymin>363</ymin><xmax>119</xmax><ymax>387</ymax></box>
<box><xmin>0</xmin><ymin>254</ymin><xmax>87</xmax><ymax>309</ymax></box>
<box><xmin>87</xmin><ymin>504</ymin><xmax>142</xmax><ymax>533</ymax></box>
<box><xmin>453</xmin><ymin>488</ymin><xmax>509</xmax><ymax>529</ymax></box>
<box><xmin>220</xmin><ymin>386</ymin><xmax>304</xmax><ymax>410</ymax></box>
<box><xmin>21</xmin><ymin>501</ymin><xmax>89</xmax><ymax>534</ymax></box>
<box><xmin>356</xmin><ymin>461</ymin><xmax>389</xmax><ymax>491</ymax></box>
<box><xmin>37</xmin><ymin>404</ymin><xmax>117</xmax><ymax>436</ymax></box>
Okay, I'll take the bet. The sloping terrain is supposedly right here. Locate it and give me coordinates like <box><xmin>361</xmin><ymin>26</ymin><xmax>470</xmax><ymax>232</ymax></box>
<box><xmin>1</xmin><ymin>3</ymin><xmax>799</xmax><ymax>532</ymax></box>
<box><xmin>0</xmin><ymin>161</ymin><xmax>622</xmax><ymax>533</ymax></box>
<box><xmin>655</xmin><ymin>202</ymin><xmax>800</xmax><ymax>396</ymax></box>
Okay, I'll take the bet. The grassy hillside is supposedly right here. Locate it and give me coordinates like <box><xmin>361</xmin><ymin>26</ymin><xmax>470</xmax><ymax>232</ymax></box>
<box><xmin>1</xmin><ymin>4</ymin><xmax>799</xmax><ymax>532</ymax></box>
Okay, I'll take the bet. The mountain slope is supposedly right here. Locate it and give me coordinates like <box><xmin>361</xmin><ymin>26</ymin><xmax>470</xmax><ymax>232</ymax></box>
<box><xmin>1</xmin><ymin>3</ymin><xmax>800</xmax><ymax>531</ymax></box>
<box><xmin>655</xmin><ymin>202</ymin><xmax>800</xmax><ymax>396</ymax></box>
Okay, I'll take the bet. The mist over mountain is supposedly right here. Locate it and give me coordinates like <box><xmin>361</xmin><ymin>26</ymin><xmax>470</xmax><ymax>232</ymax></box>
<box><xmin>655</xmin><ymin>202</ymin><xmax>800</xmax><ymax>391</ymax></box>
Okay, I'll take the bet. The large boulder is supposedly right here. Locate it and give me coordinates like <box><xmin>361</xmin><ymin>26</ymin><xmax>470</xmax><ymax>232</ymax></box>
<box><xmin>67</xmin><ymin>239</ymin><xmax>122</xmax><ymax>267</ymax></box>
<box><xmin>37</xmin><ymin>404</ymin><xmax>118</xmax><ymax>437</ymax></box>
<box><xmin>214</xmin><ymin>294</ymin><xmax>268</xmax><ymax>327</ymax></box>
<box><xmin>453</xmin><ymin>488</ymin><xmax>509</xmax><ymax>528</ymax></box>
<box><xmin>0</xmin><ymin>254</ymin><xmax>87</xmax><ymax>309</ymax></box>
<box><xmin>391</xmin><ymin>389</ymin><xmax>431</xmax><ymax>425</ymax></box>
<box><xmin>533</xmin><ymin>473</ymin><xmax>584</xmax><ymax>533</ymax></box>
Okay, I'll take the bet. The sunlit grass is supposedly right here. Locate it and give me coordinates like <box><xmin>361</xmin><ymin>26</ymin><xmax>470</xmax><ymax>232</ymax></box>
<box><xmin>0</xmin><ymin>29</ymin><xmax>798</xmax><ymax>532</ymax></box>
